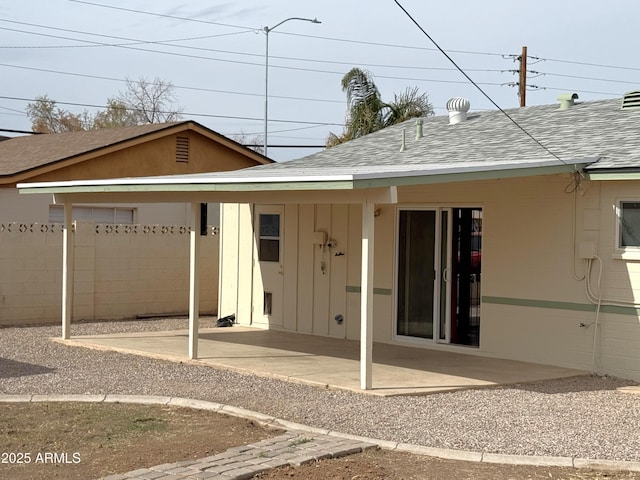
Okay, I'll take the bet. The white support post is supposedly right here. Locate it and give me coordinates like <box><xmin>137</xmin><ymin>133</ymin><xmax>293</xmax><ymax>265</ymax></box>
<box><xmin>360</xmin><ymin>200</ymin><xmax>375</xmax><ymax>390</ymax></box>
<box><xmin>188</xmin><ymin>203</ymin><xmax>201</xmax><ymax>359</ymax></box>
<box><xmin>61</xmin><ymin>201</ymin><xmax>74</xmax><ymax>340</ymax></box>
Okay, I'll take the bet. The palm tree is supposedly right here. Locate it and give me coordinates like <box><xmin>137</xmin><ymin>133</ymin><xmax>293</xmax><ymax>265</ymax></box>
<box><xmin>327</xmin><ymin>68</ymin><xmax>433</xmax><ymax>147</ymax></box>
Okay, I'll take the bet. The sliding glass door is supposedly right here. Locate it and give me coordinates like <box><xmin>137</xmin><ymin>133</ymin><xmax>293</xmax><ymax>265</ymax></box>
<box><xmin>397</xmin><ymin>210</ymin><xmax>436</xmax><ymax>338</ymax></box>
<box><xmin>396</xmin><ymin>207</ymin><xmax>482</xmax><ymax>347</ymax></box>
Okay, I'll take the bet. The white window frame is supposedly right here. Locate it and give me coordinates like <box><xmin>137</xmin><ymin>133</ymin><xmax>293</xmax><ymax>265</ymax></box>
<box><xmin>615</xmin><ymin>200</ymin><xmax>640</xmax><ymax>255</ymax></box>
<box><xmin>49</xmin><ymin>205</ymin><xmax>137</xmax><ymax>224</ymax></box>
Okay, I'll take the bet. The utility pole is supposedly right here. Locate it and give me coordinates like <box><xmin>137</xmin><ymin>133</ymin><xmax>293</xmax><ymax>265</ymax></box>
<box><xmin>518</xmin><ymin>46</ymin><xmax>527</xmax><ymax>107</ymax></box>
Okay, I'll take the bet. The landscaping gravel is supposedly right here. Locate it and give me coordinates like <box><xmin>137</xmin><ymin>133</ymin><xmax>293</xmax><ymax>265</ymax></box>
<box><xmin>1</xmin><ymin>318</ymin><xmax>639</xmax><ymax>462</ymax></box>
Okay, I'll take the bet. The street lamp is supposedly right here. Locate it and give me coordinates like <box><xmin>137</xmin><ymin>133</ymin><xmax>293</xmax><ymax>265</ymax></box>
<box><xmin>263</xmin><ymin>16</ymin><xmax>320</xmax><ymax>158</ymax></box>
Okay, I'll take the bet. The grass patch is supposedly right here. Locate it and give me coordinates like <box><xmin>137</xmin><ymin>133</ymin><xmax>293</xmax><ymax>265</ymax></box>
<box><xmin>289</xmin><ymin>437</ymin><xmax>312</xmax><ymax>447</ymax></box>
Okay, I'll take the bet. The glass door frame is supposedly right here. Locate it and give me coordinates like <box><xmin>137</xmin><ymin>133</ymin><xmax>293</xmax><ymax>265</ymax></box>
<box><xmin>393</xmin><ymin>206</ymin><xmax>452</xmax><ymax>344</ymax></box>
<box><xmin>393</xmin><ymin>205</ymin><xmax>481</xmax><ymax>346</ymax></box>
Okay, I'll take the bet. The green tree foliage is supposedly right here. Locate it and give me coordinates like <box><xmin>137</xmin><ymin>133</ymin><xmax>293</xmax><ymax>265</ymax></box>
<box><xmin>92</xmin><ymin>99</ymin><xmax>143</xmax><ymax>129</ymax></box>
<box><xmin>26</xmin><ymin>95</ymin><xmax>92</xmax><ymax>133</ymax></box>
<box><xmin>327</xmin><ymin>68</ymin><xmax>434</xmax><ymax>147</ymax></box>
<box><xmin>26</xmin><ymin>77</ymin><xmax>183</xmax><ymax>133</ymax></box>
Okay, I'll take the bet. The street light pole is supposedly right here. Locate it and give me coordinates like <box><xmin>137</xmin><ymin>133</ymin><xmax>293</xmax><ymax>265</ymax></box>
<box><xmin>263</xmin><ymin>16</ymin><xmax>320</xmax><ymax>158</ymax></box>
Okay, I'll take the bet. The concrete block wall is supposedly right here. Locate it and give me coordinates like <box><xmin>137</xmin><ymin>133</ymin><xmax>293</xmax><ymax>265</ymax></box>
<box><xmin>0</xmin><ymin>222</ymin><xmax>219</xmax><ymax>326</ymax></box>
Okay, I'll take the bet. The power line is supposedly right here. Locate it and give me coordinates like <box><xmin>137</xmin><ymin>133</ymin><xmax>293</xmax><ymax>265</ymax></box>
<box><xmin>0</xmin><ymin>95</ymin><xmax>342</xmax><ymax>127</ymax></box>
<box><xmin>0</xmin><ymin>63</ymin><xmax>344</xmax><ymax>105</ymax></box>
<box><xmin>392</xmin><ymin>1</ymin><xmax>573</xmax><ymax>171</ymax></box>
<box><xmin>65</xmin><ymin>0</ymin><xmax>513</xmax><ymax>59</ymax></box>
<box><xmin>17</xmin><ymin>3</ymin><xmax>640</xmax><ymax>79</ymax></box>
<box><xmin>5</xmin><ymin>16</ymin><xmax>639</xmax><ymax>89</ymax></box>
<box><xmin>0</xmin><ymin>20</ymin><xmax>505</xmax><ymax>79</ymax></box>
<box><xmin>539</xmin><ymin>56</ymin><xmax>640</xmax><ymax>73</ymax></box>
<box><xmin>68</xmin><ymin>0</ymin><xmax>256</xmax><ymax>31</ymax></box>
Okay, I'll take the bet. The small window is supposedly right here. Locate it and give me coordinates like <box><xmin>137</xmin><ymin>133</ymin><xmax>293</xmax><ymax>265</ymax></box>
<box><xmin>619</xmin><ymin>201</ymin><xmax>640</xmax><ymax>247</ymax></box>
<box><xmin>49</xmin><ymin>205</ymin><xmax>135</xmax><ymax>224</ymax></box>
<box><xmin>258</xmin><ymin>213</ymin><xmax>280</xmax><ymax>262</ymax></box>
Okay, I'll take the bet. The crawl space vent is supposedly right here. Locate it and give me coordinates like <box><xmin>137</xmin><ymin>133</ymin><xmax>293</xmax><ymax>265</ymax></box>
<box><xmin>176</xmin><ymin>136</ymin><xmax>189</xmax><ymax>163</ymax></box>
<box><xmin>621</xmin><ymin>90</ymin><xmax>640</xmax><ymax>110</ymax></box>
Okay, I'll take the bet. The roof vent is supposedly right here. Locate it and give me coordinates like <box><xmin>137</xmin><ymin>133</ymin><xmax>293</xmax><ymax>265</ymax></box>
<box><xmin>621</xmin><ymin>90</ymin><xmax>640</xmax><ymax>110</ymax></box>
<box><xmin>446</xmin><ymin>97</ymin><xmax>470</xmax><ymax>124</ymax></box>
<box><xmin>557</xmin><ymin>93</ymin><xmax>578</xmax><ymax>110</ymax></box>
<box><xmin>415</xmin><ymin>118</ymin><xmax>423</xmax><ymax>140</ymax></box>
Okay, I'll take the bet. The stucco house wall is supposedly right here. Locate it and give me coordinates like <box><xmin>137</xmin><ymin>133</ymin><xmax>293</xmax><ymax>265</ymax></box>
<box><xmin>219</xmin><ymin>173</ymin><xmax>640</xmax><ymax>382</ymax></box>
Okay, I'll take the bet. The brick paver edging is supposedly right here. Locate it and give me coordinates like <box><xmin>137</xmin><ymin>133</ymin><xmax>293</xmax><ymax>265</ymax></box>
<box><xmin>2</xmin><ymin>394</ymin><xmax>639</xmax><ymax>478</ymax></box>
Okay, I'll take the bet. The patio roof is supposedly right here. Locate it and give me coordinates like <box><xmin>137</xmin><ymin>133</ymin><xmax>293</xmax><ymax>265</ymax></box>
<box><xmin>18</xmin><ymin>157</ymin><xmax>593</xmax><ymax>200</ymax></box>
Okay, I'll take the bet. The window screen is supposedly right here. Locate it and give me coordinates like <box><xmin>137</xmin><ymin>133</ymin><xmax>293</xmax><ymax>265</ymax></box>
<box><xmin>620</xmin><ymin>202</ymin><xmax>640</xmax><ymax>247</ymax></box>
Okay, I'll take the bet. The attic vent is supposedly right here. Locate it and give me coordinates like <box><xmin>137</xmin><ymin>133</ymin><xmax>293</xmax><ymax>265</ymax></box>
<box><xmin>176</xmin><ymin>136</ymin><xmax>189</xmax><ymax>163</ymax></box>
<box><xmin>621</xmin><ymin>90</ymin><xmax>640</xmax><ymax>110</ymax></box>
<box><xmin>446</xmin><ymin>97</ymin><xmax>470</xmax><ymax>124</ymax></box>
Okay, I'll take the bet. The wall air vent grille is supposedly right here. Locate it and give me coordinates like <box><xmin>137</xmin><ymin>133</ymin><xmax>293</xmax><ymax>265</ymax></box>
<box><xmin>176</xmin><ymin>136</ymin><xmax>189</xmax><ymax>162</ymax></box>
<box><xmin>621</xmin><ymin>90</ymin><xmax>640</xmax><ymax>110</ymax></box>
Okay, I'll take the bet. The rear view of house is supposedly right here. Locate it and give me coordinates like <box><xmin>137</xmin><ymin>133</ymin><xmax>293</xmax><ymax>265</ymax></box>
<box><xmin>219</xmin><ymin>92</ymin><xmax>640</xmax><ymax>384</ymax></box>
<box><xmin>18</xmin><ymin>93</ymin><xmax>640</xmax><ymax>388</ymax></box>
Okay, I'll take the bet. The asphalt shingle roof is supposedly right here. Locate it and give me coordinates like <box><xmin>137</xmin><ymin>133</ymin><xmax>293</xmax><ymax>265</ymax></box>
<box><xmin>243</xmin><ymin>97</ymin><xmax>640</xmax><ymax>176</ymax></box>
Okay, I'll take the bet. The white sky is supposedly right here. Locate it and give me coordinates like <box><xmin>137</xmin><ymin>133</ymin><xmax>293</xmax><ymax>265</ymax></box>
<box><xmin>1</xmin><ymin>0</ymin><xmax>638</xmax><ymax>161</ymax></box>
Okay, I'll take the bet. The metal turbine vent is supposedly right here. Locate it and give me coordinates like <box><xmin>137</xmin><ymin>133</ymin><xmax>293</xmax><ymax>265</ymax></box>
<box><xmin>621</xmin><ymin>90</ymin><xmax>640</xmax><ymax>110</ymax></box>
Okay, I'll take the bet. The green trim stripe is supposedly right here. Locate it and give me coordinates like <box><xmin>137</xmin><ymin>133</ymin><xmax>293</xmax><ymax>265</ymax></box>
<box><xmin>340</xmin><ymin>290</ymin><xmax>640</xmax><ymax>314</ymax></box>
<box><xmin>346</xmin><ymin>285</ymin><xmax>392</xmax><ymax>296</ymax></box>
<box><xmin>482</xmin><ymin>296</ymin><xmax>640</xmax><ymax>316</ymax></box>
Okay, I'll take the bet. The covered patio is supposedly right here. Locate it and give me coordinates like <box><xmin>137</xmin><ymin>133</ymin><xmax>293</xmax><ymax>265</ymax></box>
<box><xmin>55</xmin><ymin>324</ymin><xmax>587</xmax><ymax>396</ymax></box>
<box><xmin>20</xmin><ymin>158</ymin><xmax>590</xmax><ymax>392</ymax></box>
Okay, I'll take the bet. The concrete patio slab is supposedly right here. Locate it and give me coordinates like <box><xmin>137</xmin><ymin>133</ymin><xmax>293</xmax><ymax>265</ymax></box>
<box><xmin>57</xmin><ymin>326</ymin><xmax>587</xmax><ymax>396</ymax></box>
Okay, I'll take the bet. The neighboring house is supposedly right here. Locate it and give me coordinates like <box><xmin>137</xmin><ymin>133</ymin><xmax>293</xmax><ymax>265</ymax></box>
<box><xmin>0</xmin><ymin>121</ymin><xmax>269</xmax><ymax>224</ymax></box>
<box><xmin>1</xmin><ymin>121</ymin><xmax>270</xmax><ymax>325</ymax></box>
<box><xmin>19</xmin><ymin>92</ymin><xmax>640</xmax><ymax>386</ymax></box>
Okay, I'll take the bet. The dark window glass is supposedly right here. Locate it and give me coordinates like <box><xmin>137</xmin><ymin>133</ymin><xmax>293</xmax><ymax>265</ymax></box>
<box><xmin>258</xmin><ymin>214</ymin><xmax>280</xmax><ymax>262</ymax></box>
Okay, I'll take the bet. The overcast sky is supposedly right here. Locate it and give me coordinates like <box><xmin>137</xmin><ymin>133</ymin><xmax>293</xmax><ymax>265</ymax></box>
<box><xmin>1</xmin><ymin>1</ymin><xmax>638</xmax><ymax>161</ymax></box>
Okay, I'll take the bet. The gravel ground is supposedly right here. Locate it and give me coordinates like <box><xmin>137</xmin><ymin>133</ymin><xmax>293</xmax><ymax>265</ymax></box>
<box><xmin>1</xmin><ymin>318</ymin><xmax>639</xmax><ymax>462</ymax></box>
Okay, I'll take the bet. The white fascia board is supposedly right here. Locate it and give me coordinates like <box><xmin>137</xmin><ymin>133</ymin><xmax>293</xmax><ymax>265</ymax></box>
<box><xmin>18</xmin><ymin>173</ymin><xmax>356</xmax><ymax>190</ymax></box>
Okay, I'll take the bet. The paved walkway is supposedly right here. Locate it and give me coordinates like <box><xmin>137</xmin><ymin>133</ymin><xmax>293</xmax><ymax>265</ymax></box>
<box><xmin>101</xmin><ymin>430</ymin><xmax>375</xmax><ymax>480</ymax></box>
<box><xmin>2</xmin><ymin>394</ymin><xmax>640</xmax><ymax>479</ymax></box>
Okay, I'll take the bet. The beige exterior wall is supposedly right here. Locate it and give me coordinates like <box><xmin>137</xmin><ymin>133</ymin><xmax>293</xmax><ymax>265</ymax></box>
<box><xmin>219</xmin><ymin>174</ymin><xmax>640</xmax><ymax>382</ymax></box>
<box><xmin>0</xmin><ymin>221</ymin><xmax>219</xmax><ymax>325</ymax></box>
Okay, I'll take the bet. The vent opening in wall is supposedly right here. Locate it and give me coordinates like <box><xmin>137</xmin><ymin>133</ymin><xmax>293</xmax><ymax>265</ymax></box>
<box><xmin>176</xmin><ymin>136</ymin><xmax>189</xmax><ymax>162</ymax></box>
<box><xmin>621</xmin><ymin>90</ymin><xmax>640</xmax><ymax>110</ymax></box>
<box><xmin>263</xmin><ymin>292</ymin><xmax>273</xmax><ymax>316</ymax></box>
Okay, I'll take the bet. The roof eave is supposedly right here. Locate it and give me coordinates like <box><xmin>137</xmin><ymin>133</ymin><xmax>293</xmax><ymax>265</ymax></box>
<box><xmin>353</xmin><ymin>161</ymin><xmax>591</xmax><ymax>189</ymax></box>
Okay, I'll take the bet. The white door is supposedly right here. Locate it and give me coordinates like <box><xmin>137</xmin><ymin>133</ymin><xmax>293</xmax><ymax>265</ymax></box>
<box><xmin>252</xmin><ymin>206</ymin><xmax>284</xmax><ymax>326</ymax></box>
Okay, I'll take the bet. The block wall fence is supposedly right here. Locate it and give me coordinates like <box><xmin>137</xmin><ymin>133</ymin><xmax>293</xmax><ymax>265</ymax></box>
<box><xmin>0</xmin><ymin>222</ymin><xmax>219</xmax><ymax>326</ymax></box>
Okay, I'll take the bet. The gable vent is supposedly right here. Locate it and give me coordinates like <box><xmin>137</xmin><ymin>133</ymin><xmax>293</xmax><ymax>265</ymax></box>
<box><xmin>176</xmin><ymin>136</ymin><xmax>189</xmax><ymax>163</ymax></box>
<box><xmin>621</xmin><ymin>90</ymin><xmax>640</xmax><ymax>110</ymax></box>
